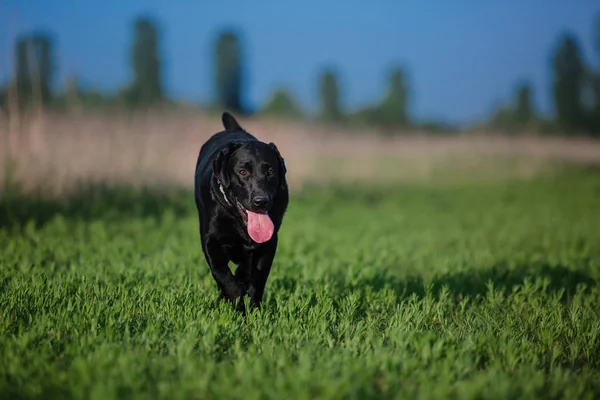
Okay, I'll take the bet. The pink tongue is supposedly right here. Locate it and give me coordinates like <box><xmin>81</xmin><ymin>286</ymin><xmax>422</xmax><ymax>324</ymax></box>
<box><xmin>247</xmin><ymin>211</ymin><xmax>274</xmax><ymax>243</ymax></box>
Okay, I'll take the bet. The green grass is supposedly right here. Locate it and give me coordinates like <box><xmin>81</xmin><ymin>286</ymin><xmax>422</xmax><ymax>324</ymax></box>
<box><xmin>1</xmin><ymin>167</ymin><xmax>600</xmax><ymax>399</ymax></box>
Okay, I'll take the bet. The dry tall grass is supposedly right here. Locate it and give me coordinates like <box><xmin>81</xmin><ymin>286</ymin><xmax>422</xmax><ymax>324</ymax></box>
<box><xmin>1</xmin><ymin>108</ymin><xmax>599</xmax><ymax>198</ymax></box>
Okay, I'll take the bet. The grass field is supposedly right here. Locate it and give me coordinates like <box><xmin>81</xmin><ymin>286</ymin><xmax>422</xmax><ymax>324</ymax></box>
<box><xmin>1</xmin><ymin>163</ymin><xmax>600</xmax><ymax>399</ymax></box>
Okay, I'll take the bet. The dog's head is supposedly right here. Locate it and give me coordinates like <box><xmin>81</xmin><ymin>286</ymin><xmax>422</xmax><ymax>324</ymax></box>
<box><xmin>213</xmin><ymin>113</ymin><xmax>287</xmax><ymax>243</ymax></box>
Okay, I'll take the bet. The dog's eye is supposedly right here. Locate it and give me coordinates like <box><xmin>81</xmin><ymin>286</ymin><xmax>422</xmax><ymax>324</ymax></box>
<box><xmin>239</xmin><ymin>169</ymin><xmax>248</xmax><ymax>176</ymax></box>
<box><xmin>267</xmin><ymin>168</ymin><xmax>275</xmax><ymax>176</ymax></box>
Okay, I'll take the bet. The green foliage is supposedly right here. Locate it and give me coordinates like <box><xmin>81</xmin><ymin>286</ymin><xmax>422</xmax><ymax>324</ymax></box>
<box><xmin>487</xmin><ymin>82</ymin><xmax>540</xmax><ymax>134</ymax></box>
<box><xmin>591</xmin><ymin>13</ymin><xmax>600</xmax><ymax>134</ymax></box>
<box><xmin>214</xmin><ymin>29</ymin><xmax>245</xmax><ymax>114</ymax></box>
<box><xmin>122</xmin><ymin>17</ymin><xmax>164</xmax><ymax>107</ymax></box>
<box><xmin>514</xmin><ymin>82</ymin><xmax>534</xmax><ymax>126</ymax></box>
<box><xmin>318</xmin><ymin>68</ymin><xmax>343</xmax><ymax>122</ymax></box>
<box><xmin>377</xmin><ymin>66</ymin><xmax>410</xmax><ymax>128</ymax></box>
<box><xmin>594</xmin><ymin>11</ymin><xmax>600</xmax><ymax>57</ymax></box>
<box><xmin>488</xmin><ymin>103</ymin><xmax>518</xmax><ymax>132</ymax></box>
<box><xmin>551</xmin><ymin>34</ymin><xmax>587</xmax><ymax>134</ymax></box>
<box><xmin>11</xmin><ymin>32</ymin><xmax>55</xmax><ymax>108</ymax></box>
<box><xmin>50</xmin><ymin>76</ymin><xmax>130</xmax><ymax>111</ymax></box>
<box><xmin>591</xmin><ymin>76</ymin><xmax>600</xmax><ymax>135</ymax></box>
<box><xmin>349</xmin><ymin>66</ymin><xmax>411</xmax><ymax>132</ymax></box>
<box><xmin>261</xmin><ymin>87</ymin><xmax>304</xmax><ymax>119</ymax></box>
<box><xmin>1</xmin><ymin>167</ymin><xmax>600</xmax><ymax>399</ymax></box>
<box><xmin>417</xmin><ymin>119</ymin><xmax>458</xmax><ymax>134</ymax></box>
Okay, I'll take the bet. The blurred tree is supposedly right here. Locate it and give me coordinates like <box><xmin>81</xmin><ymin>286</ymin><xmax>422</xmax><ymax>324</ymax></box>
<box><xmin>261</xmin><ymin>87</ymin><xmax>303</xmax><ymax>119</ymax></box>
<box><xmin>551</xmin><ymin>33</ymin><xmax>586</xmax><ymax>134</ymax></box>
<box><xmin>0</xmin><ymin>81</ymin><xmax>7</xmax><ymax>109</ymax></box>
<box><xmin>488</xmin><ymin>103</ymin><xmax>517</xmax><ymax>133</ymax></box>
<box><xmin>13</xmin><ymin>32</ymin><xmax>55</xmax><ymax>108</ymax></box>
<box><xmin>214</xmin><ymin>29</ymin><xmax>245</xmax><ymax>114</ymax></box>
<box><xmin>348</xmin><ymin>105</ymin><xmax>379</xmax><ymax>127</ymax></box>
<box><xmin>595</xmin><ymin>11</ymin><xmax>600</xmax><ymax>57</ymax></box>
<box><xmin>514</xmin><ymin>81</ymin><xmax>535</xmax><ymax>126</ymax></box>
<box><xmin>376</xmin><ymin>66</ymin><xmax>410</xmax><ymax>128</ymax></box>
<box><xmin>318</xmin><ymin>68</ymin><xmax>343</xmax><ymax>122</ymax></box>
<box><xmin>126</xmin><ymin>17</ymin><xmax>164</xmax><ymax>107</ymax></box>
<box><xmin>591</xmin><ymin>12</ymin><xmax>600</xmax><ymax>133</ymax></box>
<box><xmin>65</xmin><ymin>73</ymin><xmax>82</xmax><ymax>112</ymax></box>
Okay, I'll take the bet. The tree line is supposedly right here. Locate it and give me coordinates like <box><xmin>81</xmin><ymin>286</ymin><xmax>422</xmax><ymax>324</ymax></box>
<box><xmin>1</xmin><ymin>14</ymin><xmax>600</xmax><ymax>136</ymax></box>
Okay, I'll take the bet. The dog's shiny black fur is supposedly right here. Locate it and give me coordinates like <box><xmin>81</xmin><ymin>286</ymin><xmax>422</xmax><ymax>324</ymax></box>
<box><xmin>194</xmin><ymin>112</ymin><xmax>289</xmax><ymax>311</ymax></box>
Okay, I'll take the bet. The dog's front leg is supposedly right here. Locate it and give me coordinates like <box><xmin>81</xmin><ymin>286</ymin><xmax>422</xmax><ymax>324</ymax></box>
<box><xmin>205</xmin><ymin>239</ymin><xmax>246</xmax><ymax>304</ymax></box>
<box><xmin>247</xmin><ymin>235</ymin><xmax>278</xmax><ymax>309</ymax></box>
<box><xmin>234</xmin><ymin>251</ymin><xmax>252</xmax><ymax>288</ymax></box>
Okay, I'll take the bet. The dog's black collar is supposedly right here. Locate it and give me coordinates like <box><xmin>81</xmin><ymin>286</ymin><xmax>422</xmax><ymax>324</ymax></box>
<box><xmin>215</xmin><ymin>178</ymin><xmax>231</xmax><ymax>206</ymax></box>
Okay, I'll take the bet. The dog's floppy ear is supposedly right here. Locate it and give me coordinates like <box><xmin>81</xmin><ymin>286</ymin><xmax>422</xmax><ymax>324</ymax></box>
<box><xmin>269</xmin><ymin>142</ymin><xmax>287</xmax><ymax>189</ymax></box>
<box><xmin>222</xmin><ymin>111</ymin><xmax>243</xmax><ymax>131</ymax></box>
<box><xmin>213</xmin><ymin>142</ymin><xmax>243</xmax><ymax>187</ymax></box>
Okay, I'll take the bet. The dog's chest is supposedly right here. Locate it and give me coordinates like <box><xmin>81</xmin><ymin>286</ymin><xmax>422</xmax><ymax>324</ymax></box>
<box><xmin>221</xmin><ymin>240</ymin><xmax>256</xmax><ymax>265</ymax></box>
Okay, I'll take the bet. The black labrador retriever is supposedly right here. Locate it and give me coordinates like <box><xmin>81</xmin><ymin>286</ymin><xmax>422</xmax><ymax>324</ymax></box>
<box><xmin>194</xmin><ymin>112</ymin><xmax>289</xmax><ymax>311</ymax></box>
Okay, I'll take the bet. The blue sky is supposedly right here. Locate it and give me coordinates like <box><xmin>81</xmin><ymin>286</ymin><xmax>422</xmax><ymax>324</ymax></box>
<box><xmin>1</xmin><ymin>1</ymin><xmax>599</xmax><ymax>124</ymax></box>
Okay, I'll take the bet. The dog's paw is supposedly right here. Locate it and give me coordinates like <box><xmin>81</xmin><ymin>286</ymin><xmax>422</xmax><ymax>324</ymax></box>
<box><xmin>223</xmin><ymin>280</ymin><xmax>247</xmax><ymax>301</ymax></box>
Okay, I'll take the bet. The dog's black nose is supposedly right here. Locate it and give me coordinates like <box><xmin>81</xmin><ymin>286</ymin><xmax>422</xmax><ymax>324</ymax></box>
<box><xmin>252</xmin><ymin>195</ymin><xmax>270</xmax><ymax>209</ymax></box>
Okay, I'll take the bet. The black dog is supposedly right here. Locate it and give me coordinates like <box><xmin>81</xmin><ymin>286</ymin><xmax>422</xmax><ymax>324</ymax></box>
<box><xmin>194</xmin><ymin>112</ymin><xmax>289</xmax><ymax>311</ymax></box>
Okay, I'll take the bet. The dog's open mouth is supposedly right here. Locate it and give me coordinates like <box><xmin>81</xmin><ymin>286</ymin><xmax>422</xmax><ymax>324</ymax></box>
<box><xmin>236</xmin><ymin>199</ymin><xmax>274</xmax><ymax>244</ymax></box>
